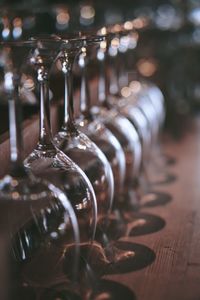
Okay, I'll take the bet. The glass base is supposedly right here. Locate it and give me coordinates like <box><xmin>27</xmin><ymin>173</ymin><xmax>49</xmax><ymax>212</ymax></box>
<box><xmin>87</xmin><ymin>279</ymin><xmax>136</xmax><ymax>300</ymax></box>
<box><xmin>105</xmin><ymin>241</ymin><xmax>156</xmax><ymax>275</ymax></box>
<box><xmin>141</xmin><ymin>191</ymin><xmax>172</xmax><ymax>208</ymax></box>
<box><xmin>123</xmin><ymin>212</ymin><xmax>166</xmax><ymax>236</ymax></box>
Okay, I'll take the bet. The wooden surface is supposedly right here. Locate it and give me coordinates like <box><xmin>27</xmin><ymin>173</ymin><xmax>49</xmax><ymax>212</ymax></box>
<box><xmin>1</xmin><ymin>89</ymin><xmax>200</xmax><ymax>299</ymax></box>
<box><xmin>105</xmin><ymin>118</ymin><xmax>200</xmax><ymax>300</ymax></box>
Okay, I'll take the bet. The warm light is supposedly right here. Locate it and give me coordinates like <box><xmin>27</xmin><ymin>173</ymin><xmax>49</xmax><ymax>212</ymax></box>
<box><xmin>136</xmin><ymin>218</ymin><xmax>147</xmax><ymax>226</ymax></box>
<box><xmin>13</xmin><ymin>17</ymin><xmax>22</xmax><ymax>27</ymax></box>
<box><xmin>98</xmin><ymin>27</ymin><xmax>107</xmax><ymax>35</ymax></box>
<box><xmin>56</xmin><ymin>11</ymin><xmax>70</xmax><ymax>25</ymax></box>
<box><xmin>111</xmin><ymin>37</ymin><xmax>120</xmax><ymax>48</ymax></box>
<box><xmin>112</xmin><ymin>24</ymin><xmax>122</xmax><ymax>33</ymax></box>
<box><xmin>80</xmin><ymin>5</ymin><xmax>95</xmax><ymax>19</ymax></box>
<box><xmin>80</xmin><ymin>5</ymin><xmax>95</xmax><ymax>25</ymax></box>
<box><xmin>75</xmin><ymin>198</ymin><xmax>89</xmax><ymax>210</ymax></box>
<box><xmin>129</xmin><ymin>81</ymin><xmax>142</xmax><ymax>94</ymax></box>
<box><xmin>137</xmin><ymin>58</ymin><xmax>157</xmax><ymax>77</ymax></box>
<box><xmin>124</xmin><ymin>21</ymin><xmax>134</xmax><ymax>31</ymax></box>
<box><xmin>56</xmin><ymin>8</ymin><xmax>70</xmax><ymax>30</ymax></box>
<box><xmin>12</xmin><ymin>192</ymin><xmax>20</xmax><ymax>200</ymax></box>
<box><xmin>109</xmin><ymin>37</ymin><xmax>119</xmax><ymax>56</ymax></box>
<box><xmin>132</xmin><ymin>17</ymin><xmax>149</xmax><ymax>29</ymax></box>
<box><xmin>11</xmin><ymin>179</ymin><xmax>18</xmax><ymax>187</ymax></box>
<box><xmin>81</xmin><ymin>46</ymin><xmax>86</xmax><ymax>54</ymax></box>
<box><xmin>121</xmin><ymin>86</ymin><xmax>131</xmax><ymax>98</ymax></box>
<box><xmin>100</xmin><ymin>40</ymin><xmax>107</xmax><ymax>50</ymax></box>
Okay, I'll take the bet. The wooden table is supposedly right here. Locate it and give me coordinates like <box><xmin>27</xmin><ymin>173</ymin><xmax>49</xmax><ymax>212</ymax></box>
<box><xmin>104</xmin><ymin>118</ymin><xmax>200</xmax><ymax>300</ymax></box>
<box><xmin>1</xmin><ymin>98</ymin><xmax>200</xmax><ymax>299</ymax></box>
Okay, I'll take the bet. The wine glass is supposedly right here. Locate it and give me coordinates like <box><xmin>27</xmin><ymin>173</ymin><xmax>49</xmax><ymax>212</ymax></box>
<box><xmin>23</xmin><ymin>37</ymin><xmax>97</xmax><ymax>256</ymax></box>
<box><xmin>55</xmin><ymin>31</ymin><xmax>140</xmax><ymax>263</ymax></box>
<box><xmin>76</xmin><ymin>42</ymin><xmax>126</xmax><ymax>209</ymax></box>
<box><xmin>105</xmin><ymin>33</ymin><xmax>151</xmax><ymax>183</ymax></box>
<box><xmin>118</xmin><ymin>22</ymin><xmax>167</xmax><ymax>171</ymax></box>
<box><xmin>129</xmin><ymin>85</ymin><xmax>173</xmax><ymax>187</ymax></box>
<box><xmin>107</xmin><ymin>27</ymin><xmax>169</xmax><ymax>194</ymax></box>
<box><xmin>53</xmin><ymin>35</ymin><xmax>114</xmax><ymax>224</ymax></box>
<box><xmin>0</xmin><ymin>40</ymin><xmax>80</xmax><ymax>296</ymax></box>
<box><xmin>114</xmin><ymin>24</ymin><xmax>168</xmax><ymax>179</ymax></box>
<box><xmin>134</xmin><ymin>81</ymin><xmax>169</xmax><ymax>170</ymax></box>
<box><xmin>92</xmin><ymin>30</ymin><xmax>143</xmax><ymax>208</ymax></box>
<box><xmin>53</xmin><ymin>34</ymin><xmax>130</xmax><ymax>269</ymax></box>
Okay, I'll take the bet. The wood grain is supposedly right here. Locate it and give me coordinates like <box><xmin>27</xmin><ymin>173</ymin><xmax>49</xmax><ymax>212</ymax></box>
<box><xmin>0</xmin><ymin>82</ymin><xmax>200</xmax><ymax>299</ymax></box>
<box><xmin>104</xmin><ymin>118</ymin><xmax>200</xmax><ymax>300</ymax></box>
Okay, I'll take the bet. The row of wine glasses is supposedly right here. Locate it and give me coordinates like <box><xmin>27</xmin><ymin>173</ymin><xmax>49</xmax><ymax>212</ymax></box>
<box><xmin>0</xmin><ymin>20</ymin><xmax>166</xmax><ymax>300</ymax></box>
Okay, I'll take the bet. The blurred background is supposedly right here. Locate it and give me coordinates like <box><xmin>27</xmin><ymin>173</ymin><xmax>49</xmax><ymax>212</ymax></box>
<box><xmin>0</xmin><ymin>0</ymin><xmax>200</xmax><ymax>137</ymax></box>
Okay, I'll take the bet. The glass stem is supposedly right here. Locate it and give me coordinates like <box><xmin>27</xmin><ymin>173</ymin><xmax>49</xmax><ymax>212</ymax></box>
<box><xmin>61</xmin><ymin>51</ymin><xmax>77</xmax><ymax>133</ymax></box>
<box><xmin>79</xmin><ymin>49</ymin><xmax>92</xmax><ymax>119</ymax></box>
<box><xmin>118</xmin><ymin>52</ymin><xmax>129</xmax><ymax>89</ymax></box>
<box><xmin>97</xmin><ymin>48</ymin><xmax>109</xmax><ymax>108</ymax></box>
<box><xmin>108</xmin><ymin>55</ymin><xmax>120</xmax><ymax>96</ymax></box>
<box><xmin>37</xmin><ymin>66</ymin><xmax>54</xmax><ymax>150</ymax></box>
<box><xmin>8</xmin><ymin>80</ymin><xmax>26</xmax><ymax>176</ymax></box>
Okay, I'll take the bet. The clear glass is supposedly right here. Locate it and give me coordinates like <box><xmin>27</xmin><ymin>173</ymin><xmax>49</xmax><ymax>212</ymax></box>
<box><xmin>128</xmin><ymin>83</ymin><xmax>170</xmax><ymax>185</ymax></box>
<box><xmin>93</xmin><ymin>37</ymin><xmax>142</xmax><ymax>207</ymax></box>
<box><xmin>107</xmin><ymin>31</ymin><xmax>168</xmax><ymax>195</ymax></box>
<box><xmin>76</xmin><ymin>46</ymin><xmax>126</xmax><ymax>205</ymax></box>
<box><xmin>53</xmin><ymin>36</ymin><xmax>130</xmax><ymax>268</ymax></box>
<box><xmin>62</xmin><ymin>32</ymin><xmax>139</xmax><ymax>265</ymax></box>
<box><xmin>135</xmin><ymin>81</ymin><xmax>167</xmax><ymax>168</ymax></box>
<box><xmin>53</xmin><ymin>37</ymin><xmax>114</xmax><ymax>222</ymax></box>
<box><xmin>23</xmin><ymin>38</ymin><xmax>97</xmax><ymax>248</ymax></box>
<box><xmin>0</xmin><ymin>41</ymin><xmax>80</xmax><ymax>294</ymax></box>
<box><xmin>1</xmin><ymin>173</ymin><xmax>80</xmax><ymax>288</ymax></box>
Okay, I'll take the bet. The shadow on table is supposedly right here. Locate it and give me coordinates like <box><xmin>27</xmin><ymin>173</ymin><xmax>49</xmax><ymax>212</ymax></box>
<box><xmin>141</xmin><ymin>191</ymin><xmax>172</xmax><ymax>208</ymax></box>
<box><xmin>13</xmin><ymin>279</ymin><xmax>136</xmax><ymax>300</ymax></box>
<box><xmin>149</xmin><ymin>172</ymin><xmax>177</xmax><ymax>186</ymax></box>
<box><xmin>162</xmin><ymin>154</ymin><xmax>177</xmax><ymax>166</ymax></box>
<box><xmin>105</xmin><ymin>241</ymin><xmax>155</xmax><ymax>275</ymax></box>
<box><xmin>87</xmin><ymin>279</ymin><xmax>136</xmax><ymax>300</ymax></box>
<box><xmin>123</xmin><ymin>212</ymin><xmax>166</xmax><ymax>237</ymax></box>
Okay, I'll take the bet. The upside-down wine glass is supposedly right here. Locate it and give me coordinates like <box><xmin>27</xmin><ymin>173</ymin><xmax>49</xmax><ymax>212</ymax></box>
<box><xmin>60</xmin><ymin>31</ymin><xmax>140</xmax><ymax>263</ymax></box>
<box><xmin>93</xmin><ymin>29</ymin><xmax>142</xmax><ymax>209</ymax></box>
<box><xmin>117</xmin><ymin>23</ymin><xmax>167</xmax><ymax>172</ymax></box>
<box><xmin>76</xmin><ymin>41</ymin><xmax>126</xmax><ymax>211</ymax></box>
<box><xmin>0</xmin><ymin>41</ymin><xmax>80</xmax><ymax>298</ymax></box>
<box><xmin>106</xmin><ymin>29</ymin><xmax>152</xmax><ymax>188</ymax></box>
<box><xmin>112</xmin><ymin>24</ymin><xmax>168</xmax><ymax>182</ymax></box>
<box><xmin>76</xmin><ymin>42</ymin><xmax>128</xmax><ymax>245</ymax></box>
<box><xmin>54</xmin><ymin>35</ymin><xmax>114</xmax><ymax>233</ymax></box>
<box><xmin>130</xmin><ymin>81</ymin><xmax>169</xmax><ymax>176</ymax></box>
<box><xmin>23</xmin><ymin>37</ymin><xmax>97</xmax><ymax>265</ymax></box>
<box><xmin>107</xmin><ymin>27</ymin><xmax>168</xmax><ymax>199</ymax></box>
<box><xmin>54</xmin><ymin>34</ymin><xmax>130</xmax><ymax>268</ymax></box>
